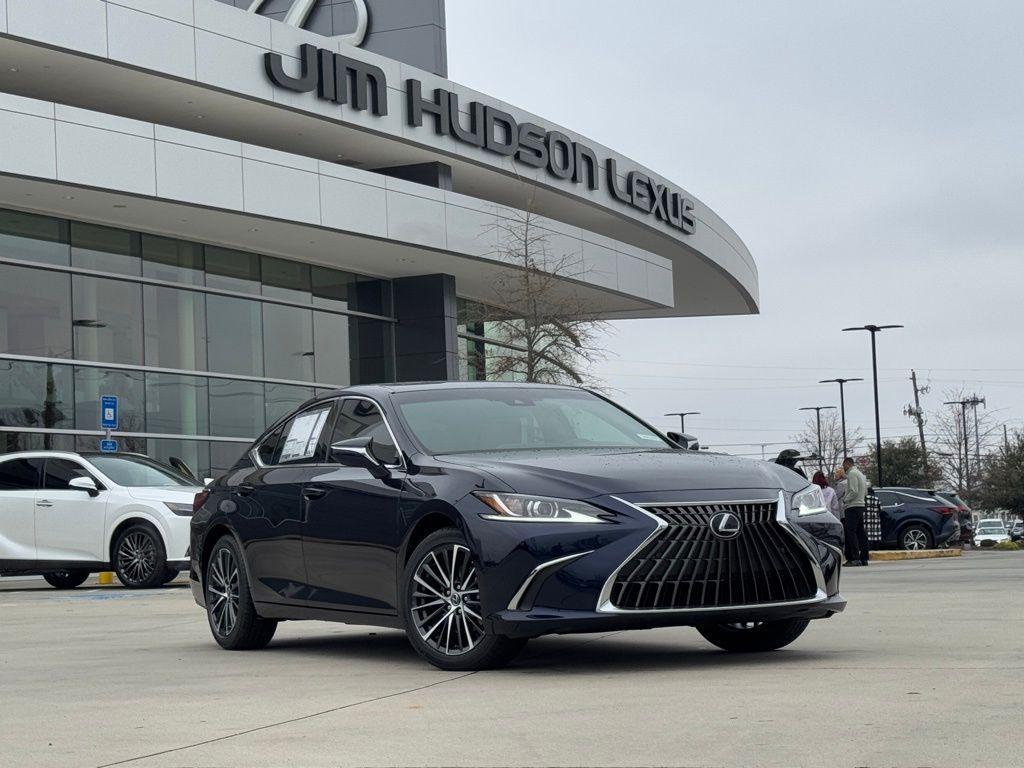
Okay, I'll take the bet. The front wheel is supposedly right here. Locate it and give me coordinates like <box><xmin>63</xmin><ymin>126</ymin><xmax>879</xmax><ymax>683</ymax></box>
<box><xmin>113</xmin><ymin>523</ymin><xmax>167</xmax><ymax>588</ymax></box>
<box><xmin>204</xmin><ymin>535</ymin><xmax>277</xmax><ymax>650</ymax></box>
<box><xmin>900</xmin><ymin>524</ymin><xmax>933</xmax><ymax>551</ymax></box>
<box><xmin>401</xmin><ymin>529</ymin><xmax>525</xmax><ymax>671</ymax></box>
<box><xmin>697</xmin><ymin>618</ymin><xmax>810</xmax><ymax>653</ymax></box>
<box><xmin>43</xmin><ymin>570</ymin><xmax>90</xmax><ymax>589</ymax></box>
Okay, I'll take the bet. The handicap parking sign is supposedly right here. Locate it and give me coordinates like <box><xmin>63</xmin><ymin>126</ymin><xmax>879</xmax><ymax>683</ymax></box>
<box><xmin>101</xmin><ymin>395</ymin><xmax>118</xmax><ymax>429</ymax></box>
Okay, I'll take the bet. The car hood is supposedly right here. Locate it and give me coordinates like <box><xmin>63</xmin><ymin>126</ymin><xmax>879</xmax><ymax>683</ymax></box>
<box><xmin>438</xmin><ymin>448</ymin><xmax>804</xmax><ymax>498</ymax></box>
<box><xmin>125</xmin><ymin>486</ymin><xmax>203</xmax><ymax>503</ymax></box>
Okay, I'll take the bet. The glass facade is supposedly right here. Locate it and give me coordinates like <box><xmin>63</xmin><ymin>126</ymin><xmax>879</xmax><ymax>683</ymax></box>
<box><xmin>457</xmin><ymin>298</ymin><xmax>526</xmax><ymax>382</ymax></box>
<box><xmin>0</xmin><ymin>208</ymin><xmax>395</xmax><ymax>478</ymax></box>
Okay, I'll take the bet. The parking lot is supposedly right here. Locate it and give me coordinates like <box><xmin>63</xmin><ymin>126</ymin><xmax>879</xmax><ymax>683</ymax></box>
<box><xmin>1</xmin><ymin>552</ymin><xmax>1020</xmax><ymax>768</ymax></box>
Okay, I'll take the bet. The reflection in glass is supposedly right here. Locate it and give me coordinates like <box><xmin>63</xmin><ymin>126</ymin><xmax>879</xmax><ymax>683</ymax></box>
<box><xmin>351</xmin><ymin>318</ymin><xmax>394</xmax><ymax>384</ymax></box>
<box><xmin>142</xmin><ymin>235</ymin><xmax>204</xmax><ymax>285</ymax></box>
<box><xmin>143</xmin><ymin>285</ymin><xmax>207</xmax><ymax>371</ymax></box>
<box><xmin>313</xmin><ymin>311</ymin><xmax>350</xmax><ymax>386</ymax></box>
<box><xmin>209</xmin><ymin>379</ymin><xmax>264</xmax><ymax>438</ymax></box>
<box><xmin>206</xmin><ymin>294</ymin><xmax>262</xmax><ymax>377</ymax></box>
<box><xmin>147</xmin><ymin>438</ymin><xmax>210</xmax><ymax>483</ymax></box>
<box><xmin>311</xmin><ymin>266</ymin><xmax>355</xmax><ymax>311</ymax></box>
<box><xmin>0</xmin><ymin>209</ymin><xmax>69</xmax><ymax>265</ymax></box>
<box><xmin>145</xmin><ymin>373</ymin><xmax>209</xmax><ymax>435</ymax></box>
<box><xmin>262</xmin><ymin>303</ymin><xmax>314</xmax><ymax>381</ymax></box>
<box><xmin>1</xmin><ymin>431</ymin><xmax>75</xmax><ymax>452</ymax></box>
<box><xmin>0</xmin><ymin>264</ymin><xmax>73</xmax><ymax>358</ymax></box>
<box><xmin>262</xmin><ymin>256</ymin><xmax>310</xmax><ymax>303</ymax></box>
<box><xmin>74</xmin><ymin>367</ymin><xmax>146</xmax><ymax>434</ymax></box>
<box><xmin>70</xmin><ymin>222</ymin><xmax>141</xmax><ymax>276</ymax></box>
<box><xmin>75</xmin><ymin>433</ymin><xmax>146</xmax><ymax>454</ymax></box>
<box><xmin>205</xmin><ymin>246</ymin><xmax>261</xmax><ymax>294</ymax></box>
<box><xmin>265</xmin><ymin>383</ymin><xmax>314</xmax><ymax>425</ymax></box>
<box><xmin>210</xmin><ymin>441</ymin><xmax>247</xmax><ymax>478</ymax></box>
<box><xmin>72</xmin><ymin>276</ymin><xmax>143</xmax><ymax>364</ymax></box>
<box><xmin>0</xmin><ymin>360</ymin><xmax>74</xmax><ymax>438</ymax></box>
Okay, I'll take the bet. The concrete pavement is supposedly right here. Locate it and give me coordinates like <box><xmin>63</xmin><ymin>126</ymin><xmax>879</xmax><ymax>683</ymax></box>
<box><xmin>1</xmin><ymin>552</ymin><xmax>1021</xmax><ymax>767</ymax></box>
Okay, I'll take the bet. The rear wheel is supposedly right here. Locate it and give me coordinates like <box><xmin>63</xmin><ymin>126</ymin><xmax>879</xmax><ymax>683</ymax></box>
<box><xmin>401</xmin><ymin>529</ymin><xmax>525</xmax><ymax>671</ymax></box>
<box><xmin>113</xmin><ymin>523</ymin><xmax>167</xmax><ymax>588</ymax></box>
<box><xmin>43</xmin><ymin>570</ymin><xmax>90</xmax><ymax>589</ymax></box>
<box><xmin>900</xmin><ymin>524</ymin><xmax>933</xmax><ymax>551</ymax></box>
<box><xmin>204</xmin><ymin>535</ymin><xmax>277</xmax><ymax>650</ymax></box>
<box><xmin>697</xmin><ymin>618</ymin><xmax>810</xmax><ymax>653</ymax></box>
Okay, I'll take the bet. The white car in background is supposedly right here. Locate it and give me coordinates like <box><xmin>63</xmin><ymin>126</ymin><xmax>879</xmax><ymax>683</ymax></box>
<box><xmin>973</xmin><ymin>518</ymin><xmax>1010</xmax><ymax>547</ymax></box>
<box><xmin>0</xmin><ymin>451</ymin><xmax>201</xmax><ymax>588</ymax></box>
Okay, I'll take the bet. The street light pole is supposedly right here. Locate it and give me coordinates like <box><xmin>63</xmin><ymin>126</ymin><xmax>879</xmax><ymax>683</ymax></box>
<box><xmin>819</xmin><ymin>377</ymin><xmax>863</xmax><ymax>459</ymax></box>
<box><xmin>798</xmin><ymin>405</ymin><xmax>837</xmax><ymax>473</ymax></box>
<box><xmin>665</xmin><ymin>411</ymin><xmax>700</xmax><ymax>433</ymax></box>
<box><xmin>842</xmin><ymin>324</ymin><xmax>903</xmax><ymax>486</ymax></box>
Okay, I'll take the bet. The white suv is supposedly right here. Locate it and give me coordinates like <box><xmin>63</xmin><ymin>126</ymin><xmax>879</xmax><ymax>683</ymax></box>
<box><xmin>0</xmin><ymin>451</ymin><xmax>201</xmax><ymax>589</ymax></box>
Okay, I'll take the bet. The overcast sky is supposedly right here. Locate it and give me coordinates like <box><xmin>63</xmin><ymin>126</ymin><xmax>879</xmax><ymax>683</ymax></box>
<box><xmin>445</xmin><ymin>0</ymin><xmax>1024</xmax><ymax>457</ymax></box>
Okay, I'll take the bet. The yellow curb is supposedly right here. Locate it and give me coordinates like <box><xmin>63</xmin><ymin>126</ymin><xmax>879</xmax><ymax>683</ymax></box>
<box><xmin>869</xmin><ymin>549</ymin><xmax>962</xmax><ymax>561</ymax></box>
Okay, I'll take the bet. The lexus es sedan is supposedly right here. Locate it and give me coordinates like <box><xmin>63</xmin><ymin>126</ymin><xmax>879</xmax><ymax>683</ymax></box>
<box><xmin>190</xmin><ymin>383</ymin><xmax>846</xmax><ymax>670</ymax></box>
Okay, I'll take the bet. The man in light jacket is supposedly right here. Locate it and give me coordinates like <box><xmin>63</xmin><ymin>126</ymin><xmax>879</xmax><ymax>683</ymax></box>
<box><xmin>841</xmin><ymin>457</ymin><xmax>870</xmax><ymax>566</ymax></box>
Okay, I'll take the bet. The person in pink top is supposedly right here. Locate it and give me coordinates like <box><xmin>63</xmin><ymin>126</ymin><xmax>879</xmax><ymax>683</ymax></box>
<box><xmin>812</xmin><ymin>470</ymin><xmax>842</xmax><ymax>519</ymax></box>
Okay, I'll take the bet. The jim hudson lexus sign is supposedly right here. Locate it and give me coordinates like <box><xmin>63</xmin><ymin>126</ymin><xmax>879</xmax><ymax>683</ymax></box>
<box><xmin>264</xmin><ymin>45</ymin><xmax>697</xmax><ymax>236</ymax></box>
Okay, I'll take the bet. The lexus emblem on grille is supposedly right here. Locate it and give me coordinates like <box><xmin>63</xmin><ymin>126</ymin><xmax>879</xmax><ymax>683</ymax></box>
<box><xmin>709</xmin><ymin>511</ymin><xmax>741</xmax><ymax>540</ymax></box>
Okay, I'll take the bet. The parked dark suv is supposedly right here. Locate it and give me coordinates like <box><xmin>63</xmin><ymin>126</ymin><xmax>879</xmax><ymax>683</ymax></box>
<box><xmin>936</xmin><ymin>490</ymin><xmax>973</xmax><ymax>544</ymax></box>
<box><xmin>190</xmin><ymin>383</ymin><xmax>846</xmax><ymax>670</ymax></box>
<box><xmin>866</xmin><ymin>488</ymin><xmax>961</xmax><ymax>550</ymax></box>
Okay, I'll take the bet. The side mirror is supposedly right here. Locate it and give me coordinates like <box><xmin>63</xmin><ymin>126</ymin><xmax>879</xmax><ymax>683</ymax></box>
<box><xmin>330</xmin><ymin>437</ymin><xmax>391</xmax><ymax>480</ymax></box>
<box><xmin>667</xmin><ymin>431</ymin><xmax>700</xmax><ymax>450</ymax></box>
<box><xmin>68</xmin><ymin>476</ymin><xmax>100</xmax><ymax>497</ymax></box>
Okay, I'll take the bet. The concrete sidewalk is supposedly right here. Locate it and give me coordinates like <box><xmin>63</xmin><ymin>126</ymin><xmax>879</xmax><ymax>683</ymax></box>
<box><xmin>1</xmin><ymin>552</ymin><xmax>1021</xmax><ymax>767</ymax></box>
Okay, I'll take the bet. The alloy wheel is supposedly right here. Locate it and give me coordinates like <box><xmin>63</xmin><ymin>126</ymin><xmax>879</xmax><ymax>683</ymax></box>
<box><xmin>410</xmin><ymin>544</ymin><xmax>484</xmax><ymax>656</ymax></box>
<box><xmin>904</xmin><ymin>529</ymin><xmax>929</xmax><ymax>550</ymax></box>
<box><xmin>117</xmin><ymin>531</ymin><xmax>157</xmax><ymax>584</ymax></box>
<box><xmin>207</xmin><ymin>547</ymin><xmax>241</xmax><ymax>638</ymax></box>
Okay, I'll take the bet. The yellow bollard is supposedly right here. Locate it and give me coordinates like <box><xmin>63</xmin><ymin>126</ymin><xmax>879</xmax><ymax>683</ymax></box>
<box><xmin>98</xmin><ymin>571</ymin><xmax>114</xmax><ymax>585</ymax></box>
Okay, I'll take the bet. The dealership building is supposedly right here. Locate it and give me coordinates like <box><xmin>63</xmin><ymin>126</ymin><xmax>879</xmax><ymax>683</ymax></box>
<box><xmin>0</xmin><ymin>0</ymin><xmax>758</xmax><ymax>477</ymax></box>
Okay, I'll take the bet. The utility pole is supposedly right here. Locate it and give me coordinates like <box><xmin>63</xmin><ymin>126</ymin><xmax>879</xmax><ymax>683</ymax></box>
<box><xmin>842</xmin><ymin>324</ymin><xmax>904</xmax><ymax>487</ymax></box>
<box><xmin>665</xmin><ymin>411</ymin><xmax>700</xmax><ymax>433</ymax></box>
<box><xmin>819</xmin><ymin>377</ymin><xmax>863</xmax><ymax>459</ymax></box>
<box><xmin>945</xmin><ymin>399</ymin><xmax>972</xmax><ymax>498</ymax></box>
<box><xmin>1005</xmin><ymin>424</ymin><xmax>1010</xmax><ymax>452</ymax></box>
<box><xmin>905</xmin><ymin>370</ymin><xmax>930</xmax><ymax>479</ymax></box>
<box><xmin>968</xmin><ymin>395</ymin><xmax>985</xmax><ymax>466</ymax></box>
<box><xmin>798</xmin><ymin>405</ymin><xmax>837</xmax><ymax>473</ymax></box>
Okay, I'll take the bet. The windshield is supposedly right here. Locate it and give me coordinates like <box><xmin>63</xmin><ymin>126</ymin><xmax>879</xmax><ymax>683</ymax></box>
<box><xmin>88</xmin><ymin>455</ymin><xmax>195</xmax><ymax>487</ymax></box>
<box><xmin>977</xmin><ymin>524</ymin><xmax>1005</xmax><ymax>534</ymax></box>
<box><xmin>393</xmin><ymin>388</ymin><xmax>671</xmax><ymax>455</ymax></box>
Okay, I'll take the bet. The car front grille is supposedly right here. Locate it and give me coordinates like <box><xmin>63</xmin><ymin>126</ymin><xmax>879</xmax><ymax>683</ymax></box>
<box><xmin>608</xmin><ymin>501</ymin><xmax>819</xmax><ymax>610</ymax></box>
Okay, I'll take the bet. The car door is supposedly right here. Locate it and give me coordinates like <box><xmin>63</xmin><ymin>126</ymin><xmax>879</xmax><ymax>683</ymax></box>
<box><xmin>302</xmin><ymin>397</ymin><xmax>405</xmax><ymax>615</ymax></box>
<box><xmin>231</xmin><ymin>402</ymin><xmax>334</xmax><ymax>606</ymax></box>
<box><xmin>34</xmin><ymin>458</ymin><xmax>109</xmax><ymax>564</ymax></box>
<box><xmin>0</xmin><ymin>457</ymin><xmax>44</xmax><ymax>568</ymax></box>
<box><xmin>875</xmin><ymin>491</ymin><xmax>901</xmax><ymax>544</ymax></box>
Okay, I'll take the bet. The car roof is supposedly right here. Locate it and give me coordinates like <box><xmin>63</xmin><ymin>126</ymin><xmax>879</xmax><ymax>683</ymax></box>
<box><xmin>310</xmin><ymin>380</ymin><xmax>585</xmax><ymax>402</ymax></box>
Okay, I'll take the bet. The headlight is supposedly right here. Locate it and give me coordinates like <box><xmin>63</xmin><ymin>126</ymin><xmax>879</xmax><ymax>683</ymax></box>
<box><xmin>163</xmin><ymin>502</ymin><xmax>194</xmax><ymax>516</ymax></box>
<box><xmin>792</xmin><ymin>485</ymin><xmax>828</xmax><ymax>517</ymax></box>
<box><xmin>474</xmin><ymin>492</ymin><xmax>612</xmax><ymax>523</ymax></box>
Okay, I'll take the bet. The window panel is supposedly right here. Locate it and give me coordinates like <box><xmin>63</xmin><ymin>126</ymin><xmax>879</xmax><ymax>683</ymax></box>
<box><xmin>261</xmin><ymin>255</ymin><xmax>311</xmax><ymax>303</ymax></box>
<box><xmin>206</xmin><ymin>295</ymin><xmax>263</xmax><ymax>377</ymax></box>
<box><xmin>265</xmin><ymin>383</ymin><xmax>314</xmax><ymax>425</ymax></box>
<box><xmin>313</xmin><ymin>311</ymin><xmax>351</xmax><ymax>386</ymax></box>
<box><xmin>350</xmin><ymin>318</ymin><xmax>394</xmax><ymax>384</ymax></box>
<box><xmin>70</xmin><ymin>222</ymin><xmax>140</xmax><ymax>276</ymax></box>
<box><xmin>72</xmin><ymin>276</ymin><xmax>143</xmax><ymax>364</ymax></box>
<box><xmin>0</xmin><ymin>209</ymin><xmax>69</xmax><ymax>265</ymax></box>
<box><xmin>0</xmin><ymin>457</ymin><xmax>42</xmax><ymax>490</ymax></box>
<box><xmin>0</xmin><ymin>360</ymin><xmax>74</xmax><ymax>430</ymax></box>
<box><xmin>143</xmin><ymin>285</ymin><xmax>207</xmax><ymax>371</ymax></box>
<box><xmin>210</xmin><ymin>441</ymin><xmax>247</xmax><ymax>477</ymax></box>
<box><xmin>145</xmin><ymin>373</ymin><xmax>209</xmax><ymax>435</ymax></box>
<box><xmin>74</xmin><ymin>367</ymin><xmax>145</xmax><ymax>434</ymax></box>
<box><xmin>205</xmin><ymin>246</ymin><xmax>261</xmax><ymax>295</ymax></box>
<box><xmin>142</xmin><ymin>235</ymin><xmax>204</xmax><ymax>285</ymax></box>
<box><xmin>328</xmin><ymin>398</ymin><xmax>398</xmax><ymax>464</ymax></box>
<box><xmin>43</xmin><ymin>458</ymin><xmax>92</xmax><ymax>489</ymax></box>
<box><xmin>311</xmin><ymin>266</ymin><xmax>356</xmax><ymax>311</ymax></box>
<box><xmin>209</xmin><ymin>378</ymin><xmax>264</xmax><ymax>438</ymax></box>
<box><xmin>0</xmin><ymin>264</ymin><xmax>73</xmax><ymax>358</ymax></box>
<box><xmin>147</xmin><ymin>438</ymin><xmax>210</xmax><ymax>483</ymax></box>
<box><xmin>262</xmin><ymin>303</ymin><xmax>314</xmax><ymax>381</ymax></box>
<box><xmin>0</xmin><ymin>432</ymin><xmax>74</xmax><ymax>453</ymax></box>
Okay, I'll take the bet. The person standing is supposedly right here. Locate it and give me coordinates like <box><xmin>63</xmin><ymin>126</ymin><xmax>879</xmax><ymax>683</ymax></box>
<box><xmin>812</xmin><ymin>470</ymin><xmax>842</xmax><ymax>519</ymax></box>
<box><xmin>841</xmin><ymin>457</ymin><xmax>870</xmax><ymax>566</ymax></box>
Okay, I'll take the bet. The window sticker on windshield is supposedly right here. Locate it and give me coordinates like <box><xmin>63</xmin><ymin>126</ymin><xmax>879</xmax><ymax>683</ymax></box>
<box><xmin>280</xmin><ymin>408</ymin><xmax>331</xmax><ymax>463</ymax></box>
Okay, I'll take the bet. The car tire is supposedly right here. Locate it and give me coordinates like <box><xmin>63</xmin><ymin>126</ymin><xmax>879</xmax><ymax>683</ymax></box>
<box><xmin>401</xmin><ymin>528</ymin><xmax>526</xmax><ymax>671</ymax></box>
<box><xmin>900</xmin><ymin>524</ymin><xmax>933</xmax><ymax>551</ymax></box>
<box><xmin>205</xmin><ymin>535</ymin><xmax>277</xmax><ymax>650</ymax></box>
<box><xmin>113</xmin><ymin>523</ymin><xmax>168</xmax><ymax>589</ymax></box>
<box><xmin>697</xmin><ymin>618</ymin><xmax>810</xmax><ymax>653</ymax></box>
<box><xmin>160</xmin><ymin>567</ymin><xmax>180</xmax><ymax>585</ymax></box>
<box><xmin>42</xmin><ymin>570</ymin><xmax>90</xmax><ymax>589</ymax></box>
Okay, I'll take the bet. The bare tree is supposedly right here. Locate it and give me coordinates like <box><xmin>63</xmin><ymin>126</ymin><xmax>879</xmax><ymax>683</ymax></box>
<box><xmin>792</xmin><ymin>410</ymin><xmax>863</xmax><ymax>476</ymax></box>
<box><xmin>929</xmin><ymin>387</ymin><xmax>1001</xmax><ymax>501</ymax></box>
<box><xmin>460</xmin><ymin>208</ymin><xmax>609</xmax><ymax>386</ymax></box>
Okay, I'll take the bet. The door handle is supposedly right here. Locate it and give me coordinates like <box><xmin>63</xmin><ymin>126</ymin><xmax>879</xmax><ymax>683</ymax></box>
<box><xmin>235</xmin><ymin>484</ymin><xmax>255</xmax><ymax>496</ymax></box>
<box><xmin>36</xmin><ymin>500</ymin><xmax>53</xmax><ymax>507</ymax></box>
<box><xmin>302</xmin><ymin>485</ymin><xmax>328</xmax><ymax>500</ymax></box>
